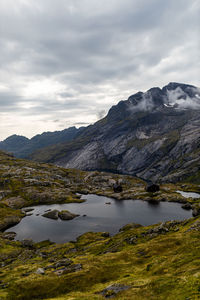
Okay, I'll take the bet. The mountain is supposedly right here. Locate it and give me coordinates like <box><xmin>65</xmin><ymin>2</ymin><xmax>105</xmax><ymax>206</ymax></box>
<box><xmin>31</xmin><ymin>82</ymin><xmax>200</xmax><ymax>183</ymax></box>
<box><xmin>0</xmin><ymin>126</ymin><xmax>84</xmax><ymax>158</ymax></box>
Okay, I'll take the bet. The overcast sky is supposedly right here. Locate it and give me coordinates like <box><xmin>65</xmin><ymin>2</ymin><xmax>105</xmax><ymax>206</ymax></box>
<box><xmin>0</xmin><ymin>0</ymin><xmax>199</xmax><ymax>140</ymax></box>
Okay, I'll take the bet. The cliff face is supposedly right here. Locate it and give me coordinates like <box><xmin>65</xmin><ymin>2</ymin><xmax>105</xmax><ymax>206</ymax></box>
<box><xmin>32</xmin><ymin>82</ymin><xmax>200</xmax><ymax>183</ymax></box>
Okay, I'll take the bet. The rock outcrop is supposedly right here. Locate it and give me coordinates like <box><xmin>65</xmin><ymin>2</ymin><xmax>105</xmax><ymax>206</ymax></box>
<box><xmin>31</xmin><ymin>82</ymin><xmax>200</xmax><ymax>184</ymax></box>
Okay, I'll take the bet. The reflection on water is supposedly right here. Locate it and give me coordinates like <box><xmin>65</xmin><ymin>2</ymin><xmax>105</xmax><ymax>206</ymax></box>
<box><xmin>7</xmin><ymin>194</ymin><xmax>192</xmax><ymax>243</ymax></box>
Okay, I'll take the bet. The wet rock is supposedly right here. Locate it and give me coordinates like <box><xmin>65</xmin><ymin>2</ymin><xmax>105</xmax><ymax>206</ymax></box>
<box><xmin>105</xmin><ymin>202</ymin><xmax>111</xmax><ymax>205</ymax></box>
<box><xmin>58</xmin><ymin>210</ymin><xmax>79</xmax><ymax>220</ymax></box>
<box><xmin>0</xmin><ymin>216</ymin><xmax>22</xmax><ymax>231</ymax></box>
<box><xmin>181</xmin><ymin>203</ymin><xmax>192</xmax><ymax>210</ymax></box>
<box><xmin>22</xmin><ymin>208</ymin><xmax>34</xmax><ymax>213</ymax></box>
<box><xmin>42</xmin><ymin>210</ymin><xmax>59</xmax><ymax>220</ymax></box>
<box><xmin>192</xmin><ymin>205</ymin><xmax>200</xmax><ymax>217</ymax></box>
<box><xmin>99</xmin><ymin>283</ymin><xmax>130</xmax><ymax>298</ymax></box>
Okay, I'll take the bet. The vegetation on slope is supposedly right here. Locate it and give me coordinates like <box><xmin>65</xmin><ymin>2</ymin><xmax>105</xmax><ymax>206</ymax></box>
<box><xmin>0</xmin><ymin>150</ymin><xmax>200</xmax><ymax>299</ymax></box>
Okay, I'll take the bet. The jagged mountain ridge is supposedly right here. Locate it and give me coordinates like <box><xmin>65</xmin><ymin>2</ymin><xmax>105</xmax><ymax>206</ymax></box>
<box><xmin>31</xmin><ymin>82</ymin><xmax>200</xmax><ymax>183</ymax></box>
<box><xmin>0</xmin><ymin>126</ymin><xmax>84</xmax><ymax>158</ymax></box>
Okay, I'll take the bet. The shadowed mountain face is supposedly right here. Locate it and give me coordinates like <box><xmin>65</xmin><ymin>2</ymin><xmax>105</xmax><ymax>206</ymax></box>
<box><xmin>5</xmin><ymin>82</ymin><xmax>200</xmax><ymax>183</ymax></box>
<box><xmin>0</xmin><ymin>127</ymin><xmax>84</xmax><ymax>158</ymax></box>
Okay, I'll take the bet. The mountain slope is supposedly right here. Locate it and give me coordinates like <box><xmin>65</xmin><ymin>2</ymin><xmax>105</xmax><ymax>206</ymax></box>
<box><xmin>31</xmin><ymin>82</ymin><xmax>200</xmax><ymax>183</ymax></box>
<box><xmin>0</xmin><ymin>126</ymin><xmax>84</xmax><ymax>158</ymax></box>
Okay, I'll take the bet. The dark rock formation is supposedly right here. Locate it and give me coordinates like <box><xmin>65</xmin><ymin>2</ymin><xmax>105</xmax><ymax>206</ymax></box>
<box><xmin>113</xmin><ymin>183</ymin><xmax>123</xmax><ymax>193</ymax></box>
<box><xmin>146</xmin><ymin>184</ymin><xmax>160</xmax><ymax>193</ymax></box>
<box><xmin>181</xmin><ymin>203</ymin><xmax>192</xmax><ymax>210</ymax></box>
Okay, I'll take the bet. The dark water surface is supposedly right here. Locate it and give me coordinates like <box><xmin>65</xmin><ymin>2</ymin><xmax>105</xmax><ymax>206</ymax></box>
<box><xmin>7</xmin><ymin>194</ymin><xmax>192</xmax><ymax>243</ymax></box>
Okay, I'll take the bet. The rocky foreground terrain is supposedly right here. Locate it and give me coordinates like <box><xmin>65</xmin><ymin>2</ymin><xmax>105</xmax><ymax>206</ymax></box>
<box><xmin>29</xmin><ymin>82</ymin><xmax>200</xmax><ymax>184</ymax></box>
<box><xmin>0</xmin><ymin>150</ymin><xmax>200</xmax><ymax>299</ymax></box>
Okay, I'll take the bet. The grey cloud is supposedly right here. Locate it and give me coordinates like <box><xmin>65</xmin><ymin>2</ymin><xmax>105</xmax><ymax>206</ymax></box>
<box><xmin>0</xmin><ymin>0</ymin><xmax>199</xmax><ymax>139</ymax></box>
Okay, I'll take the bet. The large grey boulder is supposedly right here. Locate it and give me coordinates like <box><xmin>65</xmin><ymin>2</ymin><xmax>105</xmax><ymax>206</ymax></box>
<box><xmin>58</xmin><ymin>210</ymin><xmax>79</xmax><ymax>220</ymax></box>
<box><xmin>42</xmin><ymin>210</ymin><xmax>59</xmax><ymax>220</ymax></box>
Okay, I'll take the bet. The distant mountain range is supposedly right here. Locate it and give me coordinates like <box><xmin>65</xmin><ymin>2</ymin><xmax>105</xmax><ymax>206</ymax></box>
<box><xmin>1</xmin><ymin>82</ymin><xmax>200</xmax><ymax>183</ymax></box>
<box><xmin>0</xmin><ymin>127</ymin><xmax>84</xmax><ymax>158</ymax></box>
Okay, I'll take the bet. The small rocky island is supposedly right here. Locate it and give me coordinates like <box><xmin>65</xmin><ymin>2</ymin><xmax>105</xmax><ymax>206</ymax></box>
<box><xmin>0</xmin><ymin>150</ymin><xmax>199</xmax><ymax>299</ymax></box>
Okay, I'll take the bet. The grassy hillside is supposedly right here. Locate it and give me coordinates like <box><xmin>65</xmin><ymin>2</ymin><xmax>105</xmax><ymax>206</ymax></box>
<box><xmin>0</xmin><ymin>150</ymin><xmax>200</xmax><ymax>299</ymax></box>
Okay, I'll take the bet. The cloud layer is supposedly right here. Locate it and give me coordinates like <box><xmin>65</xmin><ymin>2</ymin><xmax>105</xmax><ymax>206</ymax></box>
<box><xmin>0</xmin><ymin>0</ymin><xmax>199</xmax><ymax>139</ymax></box>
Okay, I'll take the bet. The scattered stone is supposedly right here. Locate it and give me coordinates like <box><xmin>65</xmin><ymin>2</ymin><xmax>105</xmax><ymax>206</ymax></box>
<box><xmin>187</xmin><ymin>220</ymin><xmax>200</xmax><ymax>231</ymax></box>
<box><xmin>108</xmin><ymin>179</ymin><xmax>116</xmax><ymax>186</ymax></box>
<box><xmin>26</xmin><ymin>213</ymin><xmax>33</xmax><ymax>216</ymax></box>
<box><xmin>58</xmin><ymin>210</ymin><xmax>79</xmax><ymax>221</ymax></box>
<box><xmin>2</xmin><ymin>232</ymin><xmax>16</xmax><ymax>240</ymax></box>
<box><xmin>125</xmin><ymin>236</ymin><xmax>138</xmax><ymax>245</ymax></box>
<box><xmin>54</xmin><ymin>259</ymin><xmax>72</xmax><ymax>269</ymax></box>
<box><xmin>105</xmin><ymin>202</ymin><xmax>111</xmax><ymax>205</ymax></box>
<box><xmin>21</xmin><ymin>239</ymin><xmax>34</xmax><ymax>249</ymax></box>
<box><xmin>35</xmin><ymin>268</ymin><xmax>45</xmax><ymax>275</ymax></box>
<box><xmin>99</xmin><ymin>283</ymin><xmax>130</xmax><ymax>298</ymax></box>
<box><xmin>42</xmin><ymin>210</ymin><xmax>59</xmax><ymax>220</ymax></box>
<box><xmin>22</xmin><ymin>208</ymin><xmax>34</xmax><ymax>213</ymax></box>
<box><xmin>82</xmin><ymin>214</ymin><xmax>87</xmax><ymax>217</ymax></box>
<box><xmin>54</xmin><ymin>263</ymin><xmax>82</xmax><ymax>276</ymax></box>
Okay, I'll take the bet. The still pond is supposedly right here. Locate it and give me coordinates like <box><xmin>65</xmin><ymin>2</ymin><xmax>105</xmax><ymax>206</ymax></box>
<box><xmin>7</xmin><ymin>194</ymin><xmax>193</xmax><ymax>243</ymax></box>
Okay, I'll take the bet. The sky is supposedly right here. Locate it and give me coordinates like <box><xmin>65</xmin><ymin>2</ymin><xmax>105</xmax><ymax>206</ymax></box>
<box><xmin>0</xmin><ymin>0</ymin><xmax>199</xmax><ymax>140</ymax></box>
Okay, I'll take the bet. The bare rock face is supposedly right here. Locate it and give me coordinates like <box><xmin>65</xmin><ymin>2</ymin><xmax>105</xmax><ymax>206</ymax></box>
<box><xmin>2</xmin><ymin>196</ymin><xmax>27</xmax><ymax>209</ymax></box>
<box><xmin>0</xmin><ymin>216</ymin><xmax>22</xmax><ymax>231</ymax></box>
<box><xmin>58</xmin><ymin>210</ymin><xmax>79</xmax><ymax>220</ymax></box>
<box><xmin>31</xmin><ymin>83</ymin><xmax>200</xmax><ymax>184</ymax></box>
